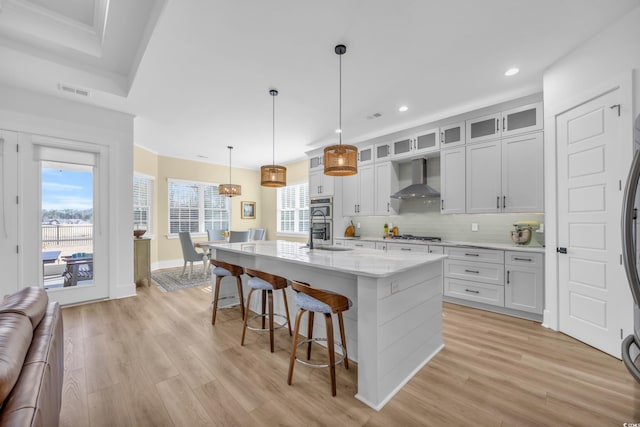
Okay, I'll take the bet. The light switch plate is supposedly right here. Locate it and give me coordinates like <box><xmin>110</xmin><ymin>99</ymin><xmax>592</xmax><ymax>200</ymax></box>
<box><xmin>471</xmin><ymin>223</ymin><xmax>479</xmax><ymax>232</ymax></box>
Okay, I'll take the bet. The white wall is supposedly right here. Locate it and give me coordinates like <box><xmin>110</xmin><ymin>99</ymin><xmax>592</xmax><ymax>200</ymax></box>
<box><xmin>542</xmin><ymin>5</ymin><xmax>640</xmax><ymax>329</ymax></box>
<box><xmin>0</xmin><ymin>84</ymin><xmax>135</xmax><ymax>301</ymax></box>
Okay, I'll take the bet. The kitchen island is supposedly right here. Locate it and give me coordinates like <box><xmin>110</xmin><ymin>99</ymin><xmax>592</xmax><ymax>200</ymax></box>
<box><xmin>211</xmin><ymin>240</ymin><xmax>446</xmax><ymax>410</ymax></box>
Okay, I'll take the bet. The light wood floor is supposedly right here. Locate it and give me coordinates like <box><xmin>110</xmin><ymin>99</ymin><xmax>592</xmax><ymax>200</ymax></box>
<box><xmin>60</xmin><ymin>283</ymin><xmax>640</xmax><ymax>426</ymax></box>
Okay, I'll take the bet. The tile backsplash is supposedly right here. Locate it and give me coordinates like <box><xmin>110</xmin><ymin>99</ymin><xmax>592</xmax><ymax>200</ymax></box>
<box><xmin>339</xmin><ymin>200</ymin><xmax>544</xmax><ymax>246</ymax></box>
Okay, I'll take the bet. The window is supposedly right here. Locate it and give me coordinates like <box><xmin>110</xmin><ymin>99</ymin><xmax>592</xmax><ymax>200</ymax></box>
<box><xmin>133</xmin><ymin>174</ymin><xmax>154</xmax><ymax>235</ymax></box>
<box><xmin>277</xmin><ymin>183</ymin><xmax>309</xmax><ymax>234</ymax></box>
<box><xmin>168</xmin><ymin>179</ymin><xmax>229</xmax><ymax>235</ymax></box>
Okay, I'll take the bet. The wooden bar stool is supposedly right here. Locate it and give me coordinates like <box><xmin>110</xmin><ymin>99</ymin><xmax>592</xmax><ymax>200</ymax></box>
<box><xmin>210</xmin><ymin>260</ymin><xmax>245</xmax><ymax>325</ymax></box>
<box><xmin>241</xmin><ymin>268</ymin><xmax>292</xmax><ymax>352</ymax></box>
<box><xmin>287</xmin><ymin>280</ymin><xmax>352</xmax><ymax>396</ymax></box>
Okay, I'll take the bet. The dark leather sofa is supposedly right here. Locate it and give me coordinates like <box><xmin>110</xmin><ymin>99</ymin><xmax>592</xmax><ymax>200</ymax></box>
<box><xmin>0</xmin><ymin>287</ymin><xmax>63</xmax><ymax>426</ymax></box>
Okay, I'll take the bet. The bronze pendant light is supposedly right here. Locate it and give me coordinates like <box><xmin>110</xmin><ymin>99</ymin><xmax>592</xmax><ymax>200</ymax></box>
<box><xmin>260</xmin><ymin>89</ymin><xmax>287</xmax><ymax>187</ymax></box>
<box><xmin>219</xmin><ymin>146</ymin><xmax>242</xmax><ymax>197</ymax></box>
<box><xmin>324</xmin><ymin>44</ymin><xmax>358</xmax><ymax>176</ymax></box>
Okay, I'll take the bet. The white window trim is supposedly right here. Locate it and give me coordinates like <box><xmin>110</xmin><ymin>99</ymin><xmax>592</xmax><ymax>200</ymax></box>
<box><xmin>134</xmin><ymin>173</ymin><xmax>155</xmax><ymax>239</ymax></box>
<box><xmin>166</xmin><ymin>178</ymin><xmax>230</xmax><ymax>238</ymax></box>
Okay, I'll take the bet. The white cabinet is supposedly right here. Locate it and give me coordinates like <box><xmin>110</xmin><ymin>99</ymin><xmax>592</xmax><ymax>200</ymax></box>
<box><xmin>466</xmin><ymin>112</ymin><xmax>502</xmax><ymax>144</ymax></box>
<box><xmin>374</xmin><ymin>142</ymin><xmax>392</xmax><ymax>162</ymax></box>
<box><xmin>309</xmin><ymin>153</ymin><xmax>324</xmax><ymax>170</ymax></box>
<box><xmin>466</xmin><ymin>140</ymin><xmax>502</xmax><ymax>213</ymax></box>
<box><xmin>505</xmin><ymin>251</ymin><xmax>543</xmax><ymax>314</ymax></box>
<box><xmin>374</xmin><ymin>161</ymin><xmax>398</xmax><ymax>215</ymax></box>
<box><xmin>358</xmin><ymin>144</ymin><xmax>374</xmax><ymax>166</ymax></box>
<box><xmin>428</xmin><ymin>245</ymin><xmax>444</xmax><ymax>254</ymax></box>
<box><xmin>391</xmin><ymin>128</ymin><xmax>439</xmax><ymax>160</ymax></box>
<box><xmin>466</xmin><ymin>132</ymin><xmax>543</xmax><ymax>213</ymax></box>
<box><xmin>309</xmin><ymin>168</ymin><xmax>334</xmax><ymax>197</ymax></box>
<box><xmin>501</xmin><ymin>133</ymin><xmax>544</xmax><ymax>212</ymax></box>
<box><xmin>440</xmin><ymin>147</ymin><xmax>466</xmax><ymax>214</ymax></box>
<box><xmin>444</xmin><ymin>246</ymin><xmax>544</xmax><ymax>319</ymax></box>
<box><xmin>440</xmin><ymin>122</ymin><xmax>465</xmax><ymax>148</ymax></box>
<box><xmin>466</xmin><ymin>102</ymin><xmax>543</xmax><ymax>144</ymax></box>
<box><xmin>501</xmin><ymin>102</ymin><xmax>543</xmax><ymax>138</ymax></box>
<box><xmin>342</xmin><ymin>164</ymin><xmax>374</xmax><ymax>216</ymax></box>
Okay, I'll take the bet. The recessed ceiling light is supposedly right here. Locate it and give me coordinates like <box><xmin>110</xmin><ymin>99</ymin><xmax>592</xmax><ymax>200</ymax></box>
<box><xmin>335</xmin><ymin>128</ymin><xmax>342</xmax><ymax>134</ymax></box>
<box><xmin>398</xmin><ymin>105</ymin><xmax>409</xmax><ymax>112</ymax></box>
<box><xmin>505</xmin><ymin>67</ymin><xmax>519</xmax><ymax>77</ymax></box>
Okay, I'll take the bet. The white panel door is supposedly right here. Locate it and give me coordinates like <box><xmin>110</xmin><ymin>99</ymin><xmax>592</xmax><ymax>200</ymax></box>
<box><xmin>557</xmin><ymin>88</ymin><xmax>627</xmax><ymax>357</ymax></box>
<box><xmin>0</xmin><ymin>130</ymin><xmax>19</xmax><ymax>295</ymax></box>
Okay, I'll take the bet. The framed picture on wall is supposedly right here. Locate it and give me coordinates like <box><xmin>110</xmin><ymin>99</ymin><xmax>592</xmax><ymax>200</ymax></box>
<box><xmin>241</xmin><ymin>201</ymin><xmax>256</xmax><ymax>219</ymax></box>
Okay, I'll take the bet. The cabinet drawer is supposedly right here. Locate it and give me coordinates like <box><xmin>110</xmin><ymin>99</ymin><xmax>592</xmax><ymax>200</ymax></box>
<box><xmin>444</xmin><ymin>278</ymin><xmax>504</xmax><ymax>307</ymax></box>
<box><xmin>505</xmin><ymin>251</ymin><xmax>543</xmax><ymax>268</ymax></box>
<box><xmin>444</xmin><ymin>259</ymin><xmax>505</xmax><ymax>285</ymax></box>
<box><xmin>445</xmin><ymin>246</ymin><xmax>504</xmax><ymax>263</ymax></box>
<box><xmin>386</xmin><ymin>242</ymin><xmax>429</xmax><ymax>252</ymax></box>
<box><xmin>346</xmin><ymin>240</ymin><xmax>376</xmax><ymax>249</ymax></box>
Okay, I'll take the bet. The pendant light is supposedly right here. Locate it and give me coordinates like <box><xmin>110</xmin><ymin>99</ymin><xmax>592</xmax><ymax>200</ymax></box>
<box><xmin>219</xmin><ymin>146</ymin><xmax>241</xmax><ymax>197</ymax></box>
<box><xmin>260</xmin><ymin>89</ymin><xmax>287</xmax><ymax>187</ymax></box>
<box><xmin>324</xmin><ymin>44</ymin><xmax>358</xmax><ymax>176</ymax></box>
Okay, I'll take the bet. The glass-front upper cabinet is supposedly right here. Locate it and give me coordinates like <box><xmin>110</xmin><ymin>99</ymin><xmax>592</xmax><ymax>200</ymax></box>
<box><xmin>375</xmin><ymin>142</ymin><xmax>392</xmax><ymax>162</ymax></box>
<box><xmin>440</xmin><ymin>122</ymin><xmax>465</xmax><ymax>148</ymax></box>
<box><xmin>358</xmin><ymin>144</ymin><xmax>374</xmax><ymax>166</ymax></box>
<box><xmin>414</xmin><ymin>129</ymin><xmax>439</xmax><ymax>153</ymax></box>
<box><xmin>466</xmin><ymin>102</ymin><xmax>543</xmax><ymax>144</ymax></box>
<box><xmin>502</xmin><ymin>102</ymin><xmax>543</xmax><ymax>138</ymax></box>
<box><xmin>466</xmin><ymin>112</ymin><xmax>502</xmax><ymax>144</ymax></box>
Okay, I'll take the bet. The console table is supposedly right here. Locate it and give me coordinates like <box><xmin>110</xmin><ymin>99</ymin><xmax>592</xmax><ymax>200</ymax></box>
<box><xmin>134</xmin><ymin>238</ymin><xmax>151</xmax><ymax>287</ymax></box>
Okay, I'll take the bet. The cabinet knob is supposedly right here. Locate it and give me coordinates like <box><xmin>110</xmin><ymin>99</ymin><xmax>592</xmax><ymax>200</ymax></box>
<box><xmin>507</xmin><ymin>270</ymin><xmax>510</xmax><ymax>284</ymax></box>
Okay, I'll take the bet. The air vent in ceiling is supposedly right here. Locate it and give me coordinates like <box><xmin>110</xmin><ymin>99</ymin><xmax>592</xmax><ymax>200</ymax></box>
<box><xmin>57</xmin><ymin>84</ymin><xmax>91</xmax><ymax>97</ymax></box>
<box><xmin>366</xmin><ymin>112</ymin><xmax>382</xmax><ymax>119</ymax></box>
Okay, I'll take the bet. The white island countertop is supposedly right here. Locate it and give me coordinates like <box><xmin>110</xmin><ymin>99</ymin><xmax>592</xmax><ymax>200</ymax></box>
<box><xmin>208</xmin><ymin>239</ymin><xmax>446</xmax><ymax>278</ymax></box>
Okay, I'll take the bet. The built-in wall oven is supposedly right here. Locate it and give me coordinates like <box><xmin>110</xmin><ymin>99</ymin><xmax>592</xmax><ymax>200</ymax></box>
<box><xmin>310</xmin><ymin>197</ymin><xmax>332</xmax><ymax>245</ymax></box>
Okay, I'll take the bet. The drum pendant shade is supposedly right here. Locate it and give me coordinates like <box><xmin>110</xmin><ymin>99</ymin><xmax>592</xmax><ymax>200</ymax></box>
<box><xmin>220</xmin><ymin>146</ymin><xmax>241</xmax><ymax>197</ymax></box>
<box><xmin>261</xmin><ymin>89</ymin><xmax>287</xmax><ymax>187</ymax></box>
<box><xmin>324</xmin><ymin>44</ymin><xmax>357</xmax><ymax>176</ymax></box>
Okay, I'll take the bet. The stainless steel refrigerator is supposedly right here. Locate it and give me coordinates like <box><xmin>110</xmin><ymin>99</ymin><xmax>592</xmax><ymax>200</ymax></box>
<box><xmin>622</xmin><ymin>113</ymin><xmax>640</xmax><ymax>381</ymax></box>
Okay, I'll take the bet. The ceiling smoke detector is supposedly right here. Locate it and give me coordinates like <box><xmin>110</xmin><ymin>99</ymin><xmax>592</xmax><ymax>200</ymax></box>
<box><xmin>57</xmin><ymin>83</ymin><xmax>91</xmax><ymax>97</ymax></box>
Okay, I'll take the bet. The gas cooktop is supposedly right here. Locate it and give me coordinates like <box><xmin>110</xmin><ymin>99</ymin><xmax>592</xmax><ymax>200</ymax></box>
<box><xmin>391</xmin><ymin>234</ymin><xmax>442</xmax><ymax>242</ymax></box>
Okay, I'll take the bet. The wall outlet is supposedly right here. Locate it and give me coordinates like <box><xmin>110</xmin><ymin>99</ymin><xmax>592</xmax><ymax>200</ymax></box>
<box><xmin>471</xmin><ymin>223</ymin><xmax>479</xmax><ymax>232</ymax></box>
<box><xmin>357</xmin><ymin>222</ymin><xmax>361</xmax><ymax>229</ymax></box>
<box><xmin>539</xmin><ymin>223</ymin><xmax>545</xmax><ymax>232</ymax></box>
<box><xmin>391</xmin><ymin>281</ymin><xmax>400</xmax><ymax>293</ymax></box>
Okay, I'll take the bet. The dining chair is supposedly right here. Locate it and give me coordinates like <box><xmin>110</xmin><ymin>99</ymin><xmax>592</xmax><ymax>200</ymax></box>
<box><xmin>207</xmin><ymin>228</ymin><xmax>225</xmax><ymax>241</ymax></box>
<box><xmin>228</xmin><ymin>230</ymin><xmax>250</xmax><ymax>243</ymax></box>
<box><xmin>249</xmin><ymin>228</ymin><xmax>266</xmax><ymax>241</ymax></box>
<box><xmin>178</xmin><ymin>231</ymin><xmax>209</xmax><ymax>278</ymax></box>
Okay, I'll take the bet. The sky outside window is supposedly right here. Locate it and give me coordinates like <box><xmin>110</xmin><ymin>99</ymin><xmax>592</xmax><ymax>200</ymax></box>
<box><xmin>42</xmin><ymin>166</ymin><xmax>93</xmax><ymax>220</ymax></box>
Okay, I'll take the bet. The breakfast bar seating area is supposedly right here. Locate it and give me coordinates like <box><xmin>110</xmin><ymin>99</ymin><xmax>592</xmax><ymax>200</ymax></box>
<box><xmin>207</xmin><ymin>239</ymin><xmax>446</xmax><ymax>410</ymax></box>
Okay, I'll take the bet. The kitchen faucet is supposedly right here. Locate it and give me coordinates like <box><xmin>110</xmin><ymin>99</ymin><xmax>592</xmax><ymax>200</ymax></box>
<box><xmin>309</xmin><ymin>209</ymin><xmax>327</xmax><ymax>250</ymax></box>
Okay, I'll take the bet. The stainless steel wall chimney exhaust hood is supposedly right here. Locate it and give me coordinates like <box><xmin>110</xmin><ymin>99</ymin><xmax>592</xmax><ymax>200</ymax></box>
<box><xmin>390</xmin><ymin>158</ymin><xmax>440</xmax><ymax>199</ymax></box>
